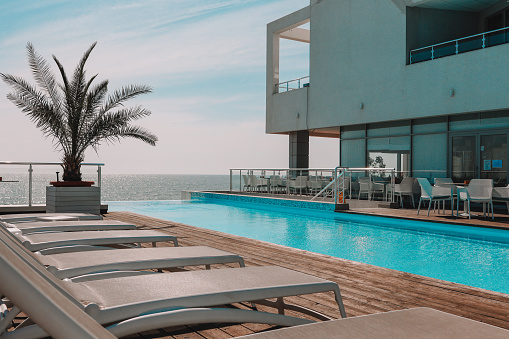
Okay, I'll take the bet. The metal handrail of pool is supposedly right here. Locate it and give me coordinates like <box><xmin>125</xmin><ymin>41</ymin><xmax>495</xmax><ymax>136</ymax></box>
<box><xmin>0</xmin><ymin>161</ymin><xmax>104</xmax><ymax>207</ymax></box>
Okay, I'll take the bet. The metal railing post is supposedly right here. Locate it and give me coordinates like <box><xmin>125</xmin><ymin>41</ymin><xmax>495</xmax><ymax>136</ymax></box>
<box><xmin>28</xmin><ymin>164</ymin><xmax>33</xmax><ymax>207</ymax></box>
<box><xmin>97</xmin><ymin>165</ymin><xmax>102</xmax><ymax>187</ymax></box>
<box><xmin>391</xmin><ymin>169</ymin><xmax>395</xmax><ymax>203</ymax></box>
<box><xmin>229</xmin><ymin>169</ymin><xmax>233</xmax><ymax>192</ymax></box>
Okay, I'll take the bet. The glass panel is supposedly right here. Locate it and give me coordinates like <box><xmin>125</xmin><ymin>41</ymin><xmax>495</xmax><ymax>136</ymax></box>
<box><xmin>480</xmin><ymin>134</ymin><xmax>507</xmax><ymax>186</ymax></box>
<box><xmin>434</xmin><ymin>41</ymin><xmax>456</xmax><ymax>59</ymax></box>
<box><xmin>452</xmin><ymin>136</ymin><xmax>475</xmax><ymax>183</ymax></box>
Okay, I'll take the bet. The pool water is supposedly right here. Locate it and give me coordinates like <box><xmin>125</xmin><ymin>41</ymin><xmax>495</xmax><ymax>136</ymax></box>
<box><xmin>108</xmin><ymin>199</ymin><xmax>509</xmax><ymax>294</ymax></box>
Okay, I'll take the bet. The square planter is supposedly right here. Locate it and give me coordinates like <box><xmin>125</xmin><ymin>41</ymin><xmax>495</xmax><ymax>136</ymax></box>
<box><xmin>46</xmin><ymin>185</ymin><xmax>101</xmax><ymax>215</ymax></box>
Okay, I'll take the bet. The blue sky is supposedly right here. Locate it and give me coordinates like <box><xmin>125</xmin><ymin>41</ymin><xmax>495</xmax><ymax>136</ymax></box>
<box><xmin>0</xmin><ymin>0</ymin><xmax>338</xmax><ymax>174</ymax></box>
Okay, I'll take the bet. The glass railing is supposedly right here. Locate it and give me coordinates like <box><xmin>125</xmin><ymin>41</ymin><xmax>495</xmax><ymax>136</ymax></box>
<box><xmin>275</xmin><ymin>76</ymin><xmax>309</xmax><ymax>93</ymax></box>
<box><xmin>410</xmin><ymin>26</ymin><xmax>509</xmax><ymax>64</ymax></box>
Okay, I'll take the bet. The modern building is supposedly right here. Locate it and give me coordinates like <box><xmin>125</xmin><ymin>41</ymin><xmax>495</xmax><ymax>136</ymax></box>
<box><xmin>267</xmin><ymin>0</ymin><xmax>509</xmax><ymax>185</ymax></box>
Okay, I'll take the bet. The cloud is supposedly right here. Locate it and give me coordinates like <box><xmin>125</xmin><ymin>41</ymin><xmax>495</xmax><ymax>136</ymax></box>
<box><xmin>0</xmin><ymin>0</ymin><xmax>337</xmax><ymax>176</ymax></box>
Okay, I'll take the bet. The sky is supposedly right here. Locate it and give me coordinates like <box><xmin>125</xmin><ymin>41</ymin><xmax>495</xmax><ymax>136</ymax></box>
<box><xmin>0</xmin><ymin>0</ymin><xmax>338</xmax><ymax>175</ymax></box>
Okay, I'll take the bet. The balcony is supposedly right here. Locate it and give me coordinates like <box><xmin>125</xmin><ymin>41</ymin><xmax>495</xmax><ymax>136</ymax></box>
<box><xmin>410</xmin><ymin>27</ymin><xmax>509</xmax><ymax>64</ymax></box>
<box><xmin>276</xmin><ymin>76</ymin><xmax>309</xmax><ymax>93</ymax></box>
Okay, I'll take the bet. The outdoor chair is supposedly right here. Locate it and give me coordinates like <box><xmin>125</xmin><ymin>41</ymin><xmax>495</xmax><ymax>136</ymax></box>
<box><xmin>0</xmin><ymin>226</ymin><xmax>347</xmax><ymax>339</ymax></box>
<box><xmin>0</xmin><ymin>212</ymin><xmax>103</xmax><ymax>224</ymax></box>
<box><xmin>237</xmin><ymin>307</ymin><xmax>509</xmax><ymax>339</ymax></box>
<box><xmin>250</xmin><ymin>175</ymin><xmax>268</xmax><ymax>192</ymax></box>
<box><xmin>289</xmin><ymin>176</ymin><xmax>308</xmax><ymax>195</ymax></box>
<box><xmin>357</xmin><ymin>177</ymin><xmax>371</xmax><ymax>200</ymax></box>
<box><xmin>416</xmin><ymin>178</ymin><xmax>453</xmax><ymax>216</ymax></box>
<box><xmin>492</xmin><ymin>184</ymin><xmax>509</xmax><ymax>213</ymax></box>
<box><xmin>0</xmin><ymin>219</ymin><xmax>137</xmax><ymax>235</ymax></box>
<box><xmin>457</xmin><ymin>179</ymin><xmax>494</xmax><ymax>220</ymax></box>
<box><xmin>242</xmin><ymin>175</ymin><xmax>251</xmax><ymax>191</ymax></box>
<box><xmin>391</xmin><ymin>177</ymin><xmax>419</xmax><ymax>208</ymax></box>
<box><xmin>9</xmin><ymin>229</ymin><xmax>178</xmax><ymax>254</ymax></box>
<box><xmin>0</xmin><ymin>225</ymin><xmax>244</xmax><ymax>280</ymax></box>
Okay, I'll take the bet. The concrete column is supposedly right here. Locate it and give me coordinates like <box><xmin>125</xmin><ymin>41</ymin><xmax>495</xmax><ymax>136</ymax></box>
<box><xmin>289</xmin><ymin>131</ymin><xmax>309</xmax><ymax>176</ymax></box>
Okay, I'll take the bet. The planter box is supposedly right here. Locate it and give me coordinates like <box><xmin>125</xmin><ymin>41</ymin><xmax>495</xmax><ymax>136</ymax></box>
<box><xmin>46</xmin><ymin>186</ymin><xmax>101</xmax><ymax>215</ymax></box>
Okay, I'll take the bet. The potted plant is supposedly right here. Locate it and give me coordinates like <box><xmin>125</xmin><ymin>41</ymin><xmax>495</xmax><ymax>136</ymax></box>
<box><xmin>1</xmin><ymin>42</ymin><xmax>157</xmax><ymax>213</ymax></box>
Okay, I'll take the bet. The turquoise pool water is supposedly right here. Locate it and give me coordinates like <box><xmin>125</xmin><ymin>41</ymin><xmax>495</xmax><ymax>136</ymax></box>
<box><xmin>108</xmin><ymin>199</ymin><xmax>509</xmax><ymax>294</ymax></box>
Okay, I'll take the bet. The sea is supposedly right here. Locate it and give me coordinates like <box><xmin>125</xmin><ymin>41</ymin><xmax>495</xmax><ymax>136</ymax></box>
<box><xmin>0</xmin><ymin>173</ymin><xmax>236</xmax><ymax>205</ymax></box>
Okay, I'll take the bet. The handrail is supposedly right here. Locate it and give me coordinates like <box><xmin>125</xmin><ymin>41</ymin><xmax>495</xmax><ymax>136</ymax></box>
<box><xmin>0</xmin><ymin>161</ymin><xmax>104</xmax><ymax>207</ymax></box>
<box><xmin>409</xmin><ymin>26</ymin><xmax>509</xmax><ymax>64</ymax></box>
<box><xmin>275</xmin><ymin>76</ymin><xmax>310</xmax><ymax>93</ymax></box>
<box><xmin>310</xmin><ymin>168</ymin><xmax>344</xmax><ymax>202</ymax></box>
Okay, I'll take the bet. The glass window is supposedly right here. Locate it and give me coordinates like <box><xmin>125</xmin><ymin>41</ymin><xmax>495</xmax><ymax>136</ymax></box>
<box><xmin>367</xmin><ymin>121</ymin><xmax>410</xmax><ymax>137</ymax></box>
<box><xmin>412</xmin><ymin>116</ymin><xmax>448</xmax><ymax>134</ymax></box>
<box><xmin>452</xmin><ymin>135</ymin><xmax>476</xmax><ymax>182</ymax></box>
<box><xmin>480</xmin><ymin>134</ymin><xmax>507</xmax><ymax>186</ymax></box>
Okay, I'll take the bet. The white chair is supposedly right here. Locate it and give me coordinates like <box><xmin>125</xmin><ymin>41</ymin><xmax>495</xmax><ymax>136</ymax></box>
<box><xmin>434</xmin><ymin>178</ymin><xmax>457</xmax><ymax>210</ymax></box>
<box><xmin>242</xmin><ymin>175</ymin><xmax>251</xmax><ymax>191</ymax></box>
<box><xmin>250</xmin><ymin>175</ymin><xmax>268</xmax><ymax>192</ymax></box>
<box><xmin>393</xmin><ymin>177</ymin><xmax>418</xmax><ymax>208</ymax></box>
<box><xmin>492</xmin><ymin>184</ymin><xmax>509</xmax><ymax>213</ymax></box>
<box><xmin>457</xmin><ymin>179</ymin><xmax>494</xmax><ymax>220</ymax></box>
<box><xmin>357</xmin><ymin>177</ymin><xmax>371</xmax><ymax>200</ymax></box>
<box><xmin>416</xmin><ymin>178</ymin><xmax>453</xmax><ymax>216</ymax></box>
<box><xmin>289</xmin><ymin>176</ymin><xmax>308</xmax><ymax>195</ymax></box>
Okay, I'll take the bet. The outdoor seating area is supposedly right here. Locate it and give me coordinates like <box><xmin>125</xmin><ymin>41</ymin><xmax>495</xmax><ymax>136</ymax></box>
<box><xmin>233</xmin><ymin>168</ymin><xmax>509</xmax><ymax>219</ymax></box>
<box><xmin>1</xmin><ymin>211</ymin><xmax>509</xmax><ymax>338</ymax></box>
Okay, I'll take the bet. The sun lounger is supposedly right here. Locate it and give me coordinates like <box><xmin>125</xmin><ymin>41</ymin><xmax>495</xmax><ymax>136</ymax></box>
<box><xmin>40</xmin><ymin>246</ymin><xmax>245</xmax><ymax>279</ymax></box>
<box><xmin>0</xmin><ymin>227</ymin><xmax>242</xmax><ymax>280</ymax></box>
<box><xmin>11</xmin><ymin>229</ymin><xmax>178</xmax><ymax>253</ymax></box>
<box><xmin>0</xmin><ymin>212</ymin><xmax>103</xmax><ymax>223</ymax></box>
<box><xmin>0</xmin><ymin>219</ymin><xmax>137</xmax><ymax>234</ymax></box>
<box><xmin>236</xmin><ymin>307</ymin><xmax>509</xmax><ymax>338</ymax></box>
<box><xmin>0</xmin><ymin>233</ymin><xmax>116</xmax><ymax>339</ymax></box>
<box><xmin>0</xmin><ymin>227</ymin><xmax>346</xmax><ymax>339</ymax></box>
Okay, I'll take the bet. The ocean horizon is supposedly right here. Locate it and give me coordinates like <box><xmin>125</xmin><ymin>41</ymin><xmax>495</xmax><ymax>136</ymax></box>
<box><xmin>0</xmin><ymin>173</ymin><xmax>235</xmax><ymax>205</ymax></box>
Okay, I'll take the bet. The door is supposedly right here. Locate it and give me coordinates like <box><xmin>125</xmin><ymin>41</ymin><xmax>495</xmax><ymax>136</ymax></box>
<box><xmin>451</xmin><ymin>135</ymin><xmax>476</xmax><ymax>183</ymax></box>
<box><xmin>480</xmin><ymin>134</ymin><xmax>507</xmax><ymax>185</ymax></box>
<box><xmin>451</xmin><ymin>133</ymin><xmax>508</xmax><ymax>185</ymax></box>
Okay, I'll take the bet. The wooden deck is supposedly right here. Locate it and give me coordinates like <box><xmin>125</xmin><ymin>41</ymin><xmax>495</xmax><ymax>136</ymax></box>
<box><xmin>104</xmin><ymin>211</ymin><xmax>509</xmax><ymax>339</ymax></box>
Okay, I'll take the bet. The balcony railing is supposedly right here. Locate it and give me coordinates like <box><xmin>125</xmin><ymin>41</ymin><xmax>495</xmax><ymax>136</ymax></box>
<box><xmin>275</xmin><ymin>76</ymin><xmax>309</xmax><ymax>93</ymax></box>
<box><xmin>0</xmin><ymin>161</ymin><xmax>104</xmax><ymax>206</ymax></box>
<box><xmin>410</xmin><ymin>26</ymin><xmax>509</xmax><ymax>64</ymax></box>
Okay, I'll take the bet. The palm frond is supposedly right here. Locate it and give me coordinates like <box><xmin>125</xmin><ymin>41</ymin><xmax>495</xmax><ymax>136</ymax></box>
<box><xmin>101</xmin><ymin>84</ymin><xmax>152</xmax><ymax>113</ymax></box>
<box><xmin>26</xmin><ymin>42</ymin><xmax>62</xmax><ymax>110</ymax></box>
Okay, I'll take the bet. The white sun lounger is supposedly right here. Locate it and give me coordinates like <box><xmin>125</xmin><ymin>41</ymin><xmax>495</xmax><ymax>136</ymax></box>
<box><xmin>237</xmin><ymin>307</ymin><xmax>509</xmax><ymax>339</ymax></box>
<box><xmin>0</xmin><ymin>228</ymin><xmax>346</xmax><ymax>339</ymax></box>
<box><xmin>11</xmin><ymin>229</ymin><xmax>178</xmax><ymax>253</ymax></box>
<box><xmin>1</xmin><ymin>226</ymin><xmax>242</xmax><ymax>279</ymax></box>
<box><xmin>40</xmin><ymin>246</ymin><xmax>245</xmax><ymax>279</ymax></box>
<box><xmin>1</xmin><ymin>220</ymin><xmax>137</xmax><ymax>234</ymax></box>
<box><xmin>0</xmin><ymin>233</ymin><xmax>116</xmax><ymax>339</ymax></box>
<box><xmin>0</xmin><ymin>212</ymin><xmax>103</xmax><ymax>223</ymax></box>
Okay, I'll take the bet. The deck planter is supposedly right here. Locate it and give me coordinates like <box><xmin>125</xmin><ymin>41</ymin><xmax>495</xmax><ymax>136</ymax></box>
<box><xmin>46</xmin><ymin>183</ymin><xmax>100</xmax><ymax>214</ymax></box>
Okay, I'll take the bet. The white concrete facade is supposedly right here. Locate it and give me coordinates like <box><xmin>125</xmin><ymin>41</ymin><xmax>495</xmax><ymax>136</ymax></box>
<box><xmin>267</xmin><ymin>0</ymin><xmax>509</xmax><ymax>184</ymax></box>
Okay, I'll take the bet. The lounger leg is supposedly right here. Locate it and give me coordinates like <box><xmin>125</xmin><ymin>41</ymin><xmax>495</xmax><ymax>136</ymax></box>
<box><xmin>427</xmin><ymin>199</ymin><xmax>432</xmax><ymax>216</ymax></box>
<box><xmin>417</xmin><ymin>198</ymin><xmax>422</xmax><ymax>215</ymax></box>
<box><xmin>468</xmin><ymin>201</ymin><xmax>471</xmax><ymax>219</ymax></box>
<box><xmin>276</xmin><ymin>297</ymin><xmax>285</xmax><ymax>315</ymax></box>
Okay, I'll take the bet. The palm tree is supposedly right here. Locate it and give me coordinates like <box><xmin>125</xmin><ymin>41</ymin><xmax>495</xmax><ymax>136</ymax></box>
<box><xmin>1</xmin><ymin>42</ymin><xmax>157</xmax><ymax>182</ymax></box>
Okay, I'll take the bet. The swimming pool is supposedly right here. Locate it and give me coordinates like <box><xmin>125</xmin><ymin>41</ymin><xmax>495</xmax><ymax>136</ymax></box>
<box><xmin>108</xmin><ymin>198</ymin><xmax>509</xmax><ymax>294</ymax></box>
